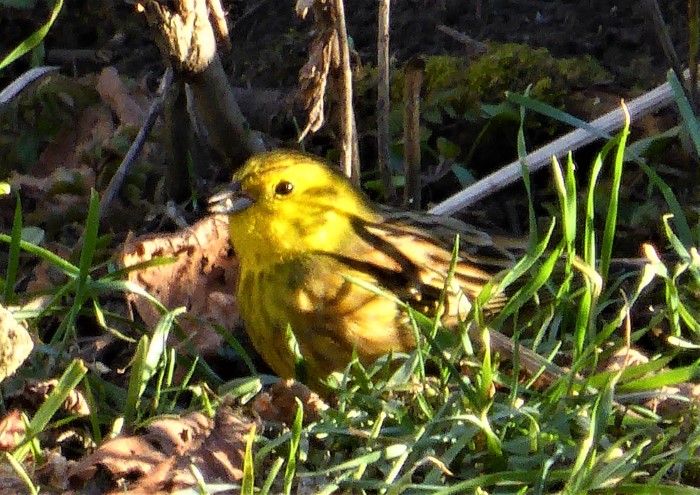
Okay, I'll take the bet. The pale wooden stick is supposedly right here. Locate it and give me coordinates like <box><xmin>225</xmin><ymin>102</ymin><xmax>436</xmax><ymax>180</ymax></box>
<box><xmin>332</xmin><ymin>0</ymin><xmax>360</xmax><ymax>184</ymax></box>
<box><xmin>403</xmin><ymin>57</ymin><xmax>425</xmax><ymax>209</ymax></box>
<box><xmin>429</xmin><ymin>74</ymin><xmax>680</xmax><ymax>216</ymax></box>
<box><xmin>377</xmin><ymin>0</ymin><xmax>395</xmax><ymax>202</ymax></box>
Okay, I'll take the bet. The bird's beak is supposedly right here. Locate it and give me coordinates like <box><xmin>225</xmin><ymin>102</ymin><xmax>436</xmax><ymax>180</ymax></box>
<box><xmin>208</xmin><ymin>181</ymin><xmax>255</xmax><ymax>214</ymax></box>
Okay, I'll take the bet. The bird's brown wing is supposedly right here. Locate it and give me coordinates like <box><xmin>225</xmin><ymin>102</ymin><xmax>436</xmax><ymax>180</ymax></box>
<box><xmin>380</xmin><ymin>209</ymin><xmax>529</xmax><ymax>271</ymax></box>
<box><xmin>340</xmin><ymin>215</ymin><xmax>569</xmax><ymax>385</ymax></box>
<box><xmin>327</xmin><ymin>215</ymin><xmax>510</xmax><ymax>324</ymax></box>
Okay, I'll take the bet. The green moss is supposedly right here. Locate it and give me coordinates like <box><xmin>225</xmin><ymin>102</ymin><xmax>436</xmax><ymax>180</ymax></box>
<box><xmin>378</xmin><ymin>43</ymin><xmax>610</xmax><ymax>125</ymax></box>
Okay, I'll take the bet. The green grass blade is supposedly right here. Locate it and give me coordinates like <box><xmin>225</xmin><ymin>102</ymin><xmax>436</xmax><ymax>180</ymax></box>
<box><xmin>516</xmin><ymin>87</ymin><xmax>537</xmax><ymax>242</ymax></box>
<box><xmin>668</xmin><ymin>69</ymin><xmax>700</xmax><ymax>156</ymax></box>
<box><xmin>283</xmin><ymin>398</ymin><xmax>304</xmax><ymax>495</ymax></box>
<box><xmin>241</xmin><ymin>425</ymin><xmax>256</xmax><ymax>495</ymax></box>
<box><xmin>0</xmin><ymin>0</ymin><xmax>63</xmax><ymax>70</ymax></box>
<box><xmin>13</xmin><ymin>359</ymin><xmax>88</xmax><ymax>462</ymax></box>
<box><xmin>508</xmin><ymin>91</ymin><xmax>612</xmax><ymax>139</ymax></box>
<box><xmin>63</xmin><ymin>189</ymin><xmax>101</xmax><ymax>340</ymax></box>
<box><xmin>3</xmin><ymin>195</ymin><xmax>23</xmax><ymax>304</ymax></box>
<box><xmin>600</xmin><ymin>106</ymin><xmax>629</xmax><ymax>283</ymax></box>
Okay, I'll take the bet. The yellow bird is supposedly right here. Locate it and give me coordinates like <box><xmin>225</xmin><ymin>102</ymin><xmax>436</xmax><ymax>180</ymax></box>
<box><xmin>209</xmin><ymin>150</ymin><xmax>532</xmax><ymax>388</ymax></box>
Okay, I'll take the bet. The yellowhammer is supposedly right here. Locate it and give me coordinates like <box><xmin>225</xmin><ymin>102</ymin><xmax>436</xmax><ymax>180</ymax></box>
<box><xmin>209</xmin><ymin>150</ymin><xmax>553</xmax><ymax>387</ymax></box>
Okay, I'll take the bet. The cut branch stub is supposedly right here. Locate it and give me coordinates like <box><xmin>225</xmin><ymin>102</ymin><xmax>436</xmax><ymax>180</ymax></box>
<box><xmin>141</xmin><ymin>0</ymin><xmax>220</xmax><ymax>74</ymax></box>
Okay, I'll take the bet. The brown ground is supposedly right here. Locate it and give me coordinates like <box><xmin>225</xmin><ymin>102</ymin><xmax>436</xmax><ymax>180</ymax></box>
<box><xmin>0</xmin><ymin>1</ymin><xmax>695</xmax><ymax>248</ymax></box>
<box><xmin>1</xmin><ymin>1</ymin><xmax>687</xmax><ymax>95</ymax></box>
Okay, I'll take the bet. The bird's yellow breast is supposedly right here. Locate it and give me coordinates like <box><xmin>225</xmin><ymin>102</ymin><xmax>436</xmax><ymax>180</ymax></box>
<box><xmin>236</xmin><ymin>254</ymin><xmax>416</xmax><ymax>382</ymax></box>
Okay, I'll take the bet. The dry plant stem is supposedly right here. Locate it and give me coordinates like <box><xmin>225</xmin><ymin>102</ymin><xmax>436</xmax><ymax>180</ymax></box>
<box><xmin>332</xmin><ymin>0</ymin><xmax>360</xmax><ymax>184</ymax></box>
<box><xmin>436</xmin><ymin>25</ymin><xmax>487</xmax><ymax>57</ymax></box>
<box><xmin>207</xmin><ymin>0</ymin><xmax>232</xmax><ymax>51</ymax></box>
<box><xmin>100</xmin><ymin>69</ymin><xmax>173</xmax><ymax>218</ymax></box>
<box><xmin>643</xmin><ymin>0</ymin><xmax>688</xmax><ymax>104</ymax></box>
<box><xmin>403</xmin><ymin>57</ymin><xmax>425</xmax><ymax>209</ymax></box>
<box><xmin>377</xmin><ymin>0</ymin><xmax>395</xmax><ymax>202</ymax></box>
<box><xmin>165</xmin><ymin>79</ymin><xmax>193</xmax><ymax>202</ymax></box>
<box><xmin>429</xmin><ymin>72</ymin><xmax>690</xmax><ymax>215</ymax></box>
<box><xmin>0</xmin><ymin>66</ymin><xmax>59</xmax><ymax>107</ymax></box>
<box><xmin>188</xmin><ymin>57</ymin><xmax>266</xmax><ymax>165</ymax></box>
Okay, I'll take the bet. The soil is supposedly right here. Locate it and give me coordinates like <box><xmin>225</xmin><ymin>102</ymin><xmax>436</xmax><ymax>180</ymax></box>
<box><xmin>0</xmin><ymin>0</ymin><xmax>695</xmax><ymax>240</ymax></box>
<box><xmin>2</xmin><ymin>1</ymin><xmax>687</xmax><ymax>96</ymax></box>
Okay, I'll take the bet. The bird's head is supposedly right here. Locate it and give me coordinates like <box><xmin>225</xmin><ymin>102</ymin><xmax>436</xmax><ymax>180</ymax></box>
<box><xmin>209</xmin><ymin>150</ymin><xmax>378</xmax><ymax>266</ymax></box>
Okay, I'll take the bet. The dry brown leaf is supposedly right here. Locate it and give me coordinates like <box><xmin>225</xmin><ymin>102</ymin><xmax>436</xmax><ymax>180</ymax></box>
<box><xmin>9</xmin><ymin>166</ymin><xmax>96</xmax><ymax>195</ymax></box>
<box><xmin>295</xmin><ymin>0</ymin><xmax>316</xmax><ymax>18</ymax></box>
<box><xmin>252</xmin><ymin>379</ymin><xmax>328</xmax><ymax>425</ymax></box>
<box><xmin>649</xmin><ymin>382</ymin><xmax>700</xmax><ymax>417</ymax></box>
<box><xmin>67</xmin><ymin>407</ymin><xmax>254</xmax><ymax>494</ymax></box>
<box><xmin>0</xmin><ymin>410</ymin><xmax>26</xmax><ymax>451</ymax></box>
<box><xmin>119</xmin><ymin>215</ymin><xmax>242</xmax><ymax>357</ymax></box>
<box><xmin>296</xmin><ymin>0</ymin><xmax>339</xmax><ymax>141</ymax></box>
<box><xmin>34</xmin><ymin>451</ymin><xmax>73</xmax><ymax>492</ymax></box>
<box><xmin>7</xmin><ymin>379</ymin><xmax>90</xmax><ymax>417</ymax></box>
<box><xmin>600</xmin><ymin>346</ymin><xmax>649</xmax><ymax>371</ymax></box>
<box><xmin>0</xmin><ymin>306</ymin><xmax>33</xmax><ymax>384</ymax></box>
<box><xmin>600</xmin><ymin>345</ymin><xmax>700</xmax><ymax>414</ymax></box>
<box><xmin>96</xmin><ymin>67</ymin><xmax>146</xmax><ymax>128</ymax></box>
<box><xmin>9</xmin><ymin>165</ymin><xmax>96</xmax><ymax>233</ymax></box>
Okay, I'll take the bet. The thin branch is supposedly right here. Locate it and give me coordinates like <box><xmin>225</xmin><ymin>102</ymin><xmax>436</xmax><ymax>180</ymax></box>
<box><xmin>332</xmin><ymin>0</ymin><xmax>360</xmax><ymax>183</ymax></box>
<box><xmin>100</xmin><ymin>69</ymin><xmax>173</xmax><ymax>218</ymax></box>
<box><xmin>643</xmin><ymin>0</ymin><xmax>688</xmax><ymax>103</ymax></box>
<box><xmin>377</xmin><ymin>0</ymin><xmax>395</xmax><ymax>202</ymax></box>
<box><xmin>402</xmin><ymin>57</ymin><xmax>424</xmax><ymax>209</ymax></box>
<box><xmin>436</xmin><ymin>25</ymin><xmax>487</xmax><ymax>57</ymax></box>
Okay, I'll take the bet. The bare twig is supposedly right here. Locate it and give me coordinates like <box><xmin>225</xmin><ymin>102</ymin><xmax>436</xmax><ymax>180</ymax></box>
<box><xmin>100</xmin><ymin>69</ymin><xmax>173</xmax><ymax>218</ymax></box>
<box><xmin>377</xmin><ymin>0</ymin><xmax>395</xmax><ymax>202</ymax></box>
<box><xmin>436</xmin><ymin>25</ymin><xmax>487</xmax><ymax>57</ymax></box>
<box><xmin>332</xmin><ymin>0</ymin><xmax>360</xmax><ymax>184</ymax></box>
<box><xmin>0</xmin><ymin>66</ymin><xmax>59</xmax><ymax>108</ymax></box>
<box><xmin>208</xmin><ymin>0</ymin><xmax>232</xmax><ymax>52</ymax></box>
<box><xmin>403</xmin><ymin>57</ymin><xmax>424</xmax><ymax>209</ymax></box>
<box><xmin>232</xmin><ymin>0</ymin><xmax>272</xmax><ymax>28</ymax></box>
<box><xmin>46</xmin><ymin>49</ymin><xmax>112</xmax><ymax>65</ymax></box>
<box><xmin>429</xmin><ymin>72</ymin><xmax>686</xmax><ymax>215</ymax></box>
<box><xmin>643</xmin><ymin>0</ymin><xmax>688</xmax><ymax>103</ymax></box>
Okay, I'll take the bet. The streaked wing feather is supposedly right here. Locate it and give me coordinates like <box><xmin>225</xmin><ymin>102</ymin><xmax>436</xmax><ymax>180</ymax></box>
<box><xmin>331</xmin><ymin>215</ymin><xmax>510</xmax><ymax>323</ymax></box>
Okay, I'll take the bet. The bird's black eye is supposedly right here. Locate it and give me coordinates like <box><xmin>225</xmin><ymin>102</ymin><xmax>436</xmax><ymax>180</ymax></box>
<box><xmin>275</xmin><ymin>181</ymin><xmax>294</xmax><ymax>196</ymax></box>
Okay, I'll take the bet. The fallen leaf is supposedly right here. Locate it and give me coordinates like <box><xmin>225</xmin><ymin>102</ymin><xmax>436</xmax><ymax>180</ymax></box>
<box><xmin>96</xmin><ymin>67</ymin><xmax>147</xmax><ymax>128</ymax></box>
<box><xmin>119</xmin><ymin>215</ymin><xmax>243</xmax><ymax>357</ymax></box>
<box><xmin>0</xmin><ymin>410</ymin><xmax>26</xmax><ymax>451</ymax></box>
<box><xmin>0</xmin><ymin>306</ymin><xmax>33</xmax><ymax>384</ymax></box>
<box><xmin>252</xmin><ymin>379</ymin><xmax>327</xmax><ymax>425</ymax></box>
<box><xmin>68</xmin><ymin>407</ymin><xmax>254</xmax><ymax>494</ymax></box>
